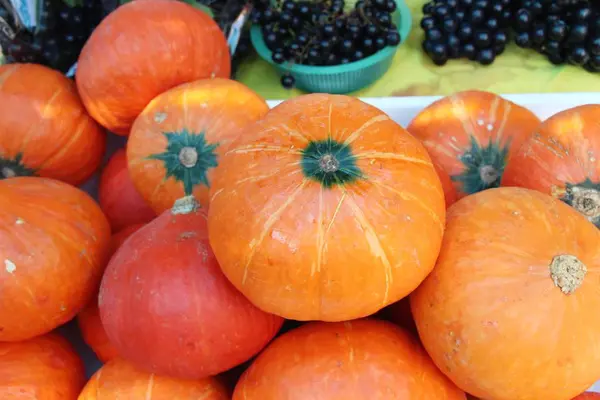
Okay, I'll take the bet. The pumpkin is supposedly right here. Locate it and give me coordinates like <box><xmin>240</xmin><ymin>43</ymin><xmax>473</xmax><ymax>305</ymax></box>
<box><xmin>0</xmin><ymin>63</ymin><xmax>105</xmax><ymax>185</ymax></box>
<box><xmin>0</xmin><ymin>332</ymin><xmax>86</xmax><ymax>399</ymax></box>
<box><xmin>502</xmin><ymin>105</ymin><xmax>600</xmax><ymax>228</ymax></box>
<box><xmin>78</xmin><ymin>223</ymin><xmax>145</xmax><ymax>363</ymax></box>
<box><xmin>407</xmin><ymin>90</ymin><xmax>540</xmax><ymax>200</ymax></box>
<box><xmin>234</xmin><ymin>319</ymin><xmax>466</xmax><ymax>399</ymax></box>
<box><xmin>127</xmin><ymin>78</ymin><xmax>269</xmax><ymax>213</ymax></box>
<box><xmin>0</xmin><ymin>177</ymin><xmax>110</xmax><ymax>341</ymax></box>
<box><xmin>208</xmin><ymin>93</ymin><xmax>446</xmax><ymax>321</ymax></box>
<box><xmin>79</xmin><ymin>357</ymin><xmax>230</xmax><ymax>399</ymax></box>
<box><xmin>410</xmin><ymin>187</ymin><xmax>600</xmax><ymax>400</ymax></box>
<box><xmin>99</xmin><ymin>197</ymin><xmax>284</xmax><ymax>379</ymax></box>
<box><xmin>99</xmin><ymin>148</ymin><xmax>155</xmax><ymax>231</ymax></box>
<box><xmin>76</xmin><ymin>0</ymin><xmax>231</xmax><ymax>135</ymax></box>
<box><xmin>573</xmin><ymin>393</ymin><xmax>600</xmax><ymax>400</ymax></box>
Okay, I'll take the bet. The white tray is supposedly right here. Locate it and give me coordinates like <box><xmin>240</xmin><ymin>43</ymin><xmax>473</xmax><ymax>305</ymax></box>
<box><xmin>73</xmin><ymin>92</ymin><xmax>600</xmax><ymax>393</ymax></box>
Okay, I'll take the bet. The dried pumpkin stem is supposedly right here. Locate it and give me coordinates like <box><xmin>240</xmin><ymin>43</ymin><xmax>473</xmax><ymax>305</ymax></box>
<box><xmin>178</xmin><ymin>147</ymin><xmax>199</xmax><ymax>168</ymax></box>
<box><xmin>171</xmin><ymin>195</ymin><xmax>199</xmax><ymax>215</ymax></box>
<box><xmin>1</xmin><ymin>167</ymin><xmax>16</xmax><ymax>179</ymax></box>
<box><xmin>319</xmin><ymin>154</ymin><xmax>340</xmax><ymax>173</ymax></box>
<box><xmin>479</xmin><ymin>165</ymin><xmax>499</xmax><ymax>185</ymax></box>
<box><xmin>569</xmin><ymin>187</ymin><xmax>600</xmax><ymax>220</ymax></box>
<box><xmin>549</xmin><ymin>254</ymin><xmax>587</xmax><ymax>295</ymax></box>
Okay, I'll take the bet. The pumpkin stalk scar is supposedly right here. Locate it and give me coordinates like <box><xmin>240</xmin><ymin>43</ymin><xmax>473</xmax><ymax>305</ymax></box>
<box><xmin>549</xmin><ymin>254</ymin><xmax>587</xmax><ymax>295</ymax></box>
<box><xmin>319</xmin><ymin>154</ymin><xmax>339</xmax><ymax>173</ymax></box>
<box><xmin>172</xmin><ymin>195</ymin><xmax>199</xmax><ymax>215</ymax></box>
<box><xmin>0</xmin><ymin>153</ymin><xmax>36</xmax><ymax>179</ymax></box>
<box><xmin>301</xmin><ymin>138</ymin><xmax>362</xmax><ymax>188</ymax></box>
<box><xmin>242</xmin><ymin>179</ymin><xmax>309</xmax><ymax>285</ymax></box>
<box><xmin>4</xmin><ymin>259</ymin><xmax>16</xmax><ymax>274</ymax></box>
<box><xmin>559</xmin><ymin>179</ymin><xmax>600</xmax><ymax>228</ymax></box>
<box><xmin>343</xmin><ymin>115</ymin><xmax>389</xmax><ymax>146</ymax></box>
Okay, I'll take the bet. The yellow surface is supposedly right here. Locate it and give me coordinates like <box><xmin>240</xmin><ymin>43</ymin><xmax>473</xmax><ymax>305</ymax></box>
<box><xmin>236</xmin><ymin>0</ymin><xmax>600</xmax><ymax>100</ymax></box>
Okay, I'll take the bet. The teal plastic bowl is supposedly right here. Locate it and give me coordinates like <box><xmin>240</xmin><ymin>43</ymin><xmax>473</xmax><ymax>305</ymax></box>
<box><xmin>250</xmin><ymin>0</ymin><xmax>412</xmax><ymax>94</ymax></box>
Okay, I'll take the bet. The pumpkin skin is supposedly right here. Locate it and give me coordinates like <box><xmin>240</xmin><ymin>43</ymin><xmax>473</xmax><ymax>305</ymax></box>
<box><xmin>502</xmin><ymin>105</ymin><xmax>600</xmax><ymax>228</ymax></box>
<box><xmin>77</xmin><ymin>223</ymin><xmax>145</xmax><ymax>363</ymax></box>
<box><xmin>407</xmin><ymin>90</ymin><xmax>540</xmax><ymax>200</ymax></box>
<box><xmin>0</xmin><ymin>177</ymin><xmax>111</xmax><ymax>341</ymax></box>
<box><xmin>99</xmin><ymin>148</ymin><xmax>155</xmax><ymax>232</ymax></box>
<box><xmin>208</xmin><ymin>93</ymin><xmax>446</xmax><ymax>322</ymax></box>
<box><xmin>573</xmin><ymin>393</ymin><xmax>600</xmax><ymax>400</ymax></box>
<box><xmin>99</xmin><ymin>199</ymin><xmax>284</xmax><ymax>379</ymax></box>
<box><xmin>410</xmin><ymin>187</ymin><xmax>600</xmax><ymax>400</ymax></box>
<box><xmin>234</xmin><ymin>319</ymin><xmax>466</xmax><ymax>400</ymax></box>
<box><xmin>76</xmin><ymin>0</ymin><xmax>230</xmax><ymax>135</ymax></box>
<box><xmin>0</xmin><ymin>332</ymin><xmax>86</xmax><ymax>399</ymax></box>
<box><xmin>0</xmin><ymin>63</ymin><xmax>105</xmax><ymax>184</ymax></box>
<box><xmin>79</xmin><ymin>357</ymin><xmax>230</xmax><ymax>400</ymax></box>
<box><xmin>127</xmin><ymin>78</ymin><xmax>270</xmax><ymax>214</ymax></box>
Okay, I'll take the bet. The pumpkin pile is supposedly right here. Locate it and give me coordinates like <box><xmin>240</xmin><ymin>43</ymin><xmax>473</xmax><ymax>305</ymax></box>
<box><xmin>1</xmin><ymin>1</ymin><xmax>600</xmax><ymax>398</ymax></box>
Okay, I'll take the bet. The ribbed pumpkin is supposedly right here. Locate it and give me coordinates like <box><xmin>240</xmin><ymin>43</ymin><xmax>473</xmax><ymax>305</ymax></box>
<box><xmin>208</xmin><ymin>93</ymin><xmax>446</xmax><ymax>322</ymax></box>
<box><xmin>77</xmin><ymin>223</ymin><xmax>144</xmax><ymax>363</ymax></box>
<box><xmin>79</xmin><ymin>358</ymin><xmax>230</xmax><ymax>399</ymax></box>
<box><xmin>0</xmin><ymin>177</ymin><xmax>110</xmax><ymax>341</ymax></box>
<box><xmin>407</xmin><ymin>90</ymin><xmax>540</xmax><ymax>200</ymax></box>
<box><xmin>234</xmin><ymin>319</ymin><xmax>466</xmax><ymax>399</ymax></box>
<box><xmin>76</xmin><ymin>0</ymin><xmax>231</xmax><ymax>135</ymax></box>
<box><xmin>502</xmin><ymin>105</ymin><xmax>600</xmax><ymax>228</ymax></box>
<box><xmin>99</xmin><ymin>149</ymin><xmax>155</xmax><ymax>232</ymax></box>
<box><xmin>99</xmin><ymin>198</ymin><xmax>283</xmax><ymax>379</ymax></box>
<box><xmin>0</xmin><ymin>333</ymin><xmax>86</xmax><ymax>399</ymax></box>
<box><xmin>0</xmin><ymin>63</ymin><xmax>105</xmax><ymax>185</ymax></box>
<box><xmin>411</xmin><ymin>187</ymin><xmax>600</xmax><ymax>400</ymax></box>
<box><xmin>127</xmin><ymin>78</ymin><xmax>270</xmax><ymax>213</ymax></box>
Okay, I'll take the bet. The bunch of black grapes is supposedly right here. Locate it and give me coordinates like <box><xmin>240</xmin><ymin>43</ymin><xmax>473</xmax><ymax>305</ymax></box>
<box><xmin>420</xmin><ymin>0</ymin><xmax>513</xmax><ymax>66</ymax></box>
<box><xmin>513</xmin><ymin>0</ymin><xmax>600</xmax><ymax>72</ymax></box>
<box><xmin>252</xmin><ymin>0</ymin><xmax>402</xmax><ymax>88</ymax></box>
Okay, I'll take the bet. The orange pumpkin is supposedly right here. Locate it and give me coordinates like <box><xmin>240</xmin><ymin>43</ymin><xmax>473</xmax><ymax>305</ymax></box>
<box><xmin>407</xmin><ymin>90</ymin><xmax>540</xmax><ymax>200</ymax></box>
<box><xmin>127</xmin><ymin>78</ymin><xmax>269</xmax><ymax>213</ymax></box>
<box><xmin>0</xmin><ymin>63</ymin><xmax>105</xmax><ymax>185</ymax></box>
<box><xmin>99</xmin><ymin>148</ymin><xmax>155</xmax><ymax>232</ymax></box>
<box><xmin>0</xmin><ymin>177</ymin><xmax>110</xmax><ymax>341</ymax></box>
<box><xmin>77</xmin><ymin>223</ymin><xmax>145</xmax><ymax>363</ymax></box>
<box><xmin>208</xmin><ymin>93</ymin><xmax>446</xmax><ymax>322</ymax></box>
<box><xmin>502</xmin><ymin>105</ymin><xmax>600</xmax><ymax>228</ymax></box>
<box><xmin>573</xmin><ymin>393</ymin><xmax>600</xmax><ymax>400</ymax></box>
<box><xmin>0</xmin><ymin>332</ymin><xmax>86</xmax><ymax>399</ymax></box>
<box><xmin>411</xmin><ymin>187</ymin><xmax>600</xmax><ymax>400</ymax></box>
<box><xmin>76</xmin><ymin>0</ymin><xmax>231</xmax><ymax>135</ymax></box>
<box><xmin>99</xmin><ymin>198</ymin><xmax>283</xmax><ymax>379</ymax></box>
<box><xmin>234</xmin><ymin>319</ymin><xmax>466</xmax><ymax>399</ymax></box>
<box><xmin>79</xmin><ymin>357</ymin><xmax>230</xmax><ymax>399</ymax></box>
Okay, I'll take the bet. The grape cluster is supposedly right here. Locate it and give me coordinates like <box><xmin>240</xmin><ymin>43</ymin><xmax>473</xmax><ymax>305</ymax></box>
<box><xmin>252</xmin><ymin>0</ymin><xmax>402</xmax><ymax>88</ymax></box>
<box><xmin>2</xmin><ymin>0</ymin><xmax>104</xmax><ymax>74</ymax></box>
<box><xmin>421</xmin><ymin>0</ymin><xmax>513</xmax><ymax>66</ymax></box>
<box><xmin>513</xmin><ymin>0</ymin><xmax>600</xmax><ymax>72</ymax></box>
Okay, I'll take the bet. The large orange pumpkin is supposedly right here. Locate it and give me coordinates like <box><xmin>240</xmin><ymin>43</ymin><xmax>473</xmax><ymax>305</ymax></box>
<box><xmin>407</xmin><ymin>90</ymin><xmax>540</xmax><ymax>200</ymax></box>
<box><xmin>502</xmin><ymin>105</ymin><xmax>600</xmax><ymax>228</ymax></box>
<box><xmin>0</xmin><ymin>177</ymin><xmax>110</xmax><ymax>341</ymax></box>
<box><xmin>127</xmin><ymin>78</ymin><xmax>269</xmax><ymax>213</ymax></box>
<box><xmin>99</xmin><ymin>148</ymin><xmax>155</xmax><ymax>232</ymax></box>
<box><xmin>99</xmin><ymin>198</ymin><xmax>283</xmax><ymax>379</ymax></box>
<box><xmin>411</xmin><ymin>187</ymin><xmax>600</xmax><ymax>400</ymax></box>
<box><xmin>76</xmin><ymin>0</ymin><xmax>231</xmax><ymax>135</ymax></box>
<box><xmin>0</xmin><ymin>332</ymin><xmax>86</xmax><ymax>399</ymax></box>
<box><xmin>79</xmin><ymin>357</ymin><xmax>230</xmax><ymax>399</ymax></box>
<box><xmin>78</xmin><ymin>223</ymin><xmax>145</xmax><ymax>363</ymax></box>
<box><xmin>234</xmin><ymin>319</ymin><xmax>466</xmax><ymax>399</ymax></box>
<box><xmin>0</xmin><ymin>63</ymin><xmax>105</xmax><ymax>185</ymax></box>
<box><xmin>208</xmin><ymin>93</ymin><xmax>446</xmax><ymax>322</ymax></box>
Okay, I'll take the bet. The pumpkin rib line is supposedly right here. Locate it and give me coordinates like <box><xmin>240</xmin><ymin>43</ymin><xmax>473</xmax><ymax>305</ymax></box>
<box><xmin>144</xmin><ymin>373</ymin><xmax>155</xmax><ymax>400</ymax></box>
<box><xmin>494</xmin><ymin>102</ymin><xmax>512</xmax><ymax>145</ymax></box>
<box><xmin>280</xmin><ymin>123</ymin><xmax>313</xmax><ymax>143</ymax></box>
<box><xmin>225</xmin><ymin>145</ymin><xmax>302</xmax><ymax>156</ymax></box>
<box><xmin>35</xmin><ymin>115</ymin><xmax>89</xmax><ymax>173</ymax></box>
<box><xmin>355</xmin><ymin>151</ymin><xmax>433</xmax><ymax>167</ymax></box>
<box><xmin>343</xmin><ymin>115</ymin><xmax>390</xmax><ymax>146</ymax></box>
<box><xmin>449</xmin><ymin>95</ymin><xmax>478</xmax><ymax>145</ymax></box>
<box><xmin>241</xmin><ymin>179</ymin><xmax>309</xmax><ymax>286</ymax></box>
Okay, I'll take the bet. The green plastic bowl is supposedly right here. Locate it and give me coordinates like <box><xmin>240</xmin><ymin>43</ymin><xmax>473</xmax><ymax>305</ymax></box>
<box><xmin>250</xmin><ymin>0</ymin><xmax>412</xmax><ymax>94</ymax></box>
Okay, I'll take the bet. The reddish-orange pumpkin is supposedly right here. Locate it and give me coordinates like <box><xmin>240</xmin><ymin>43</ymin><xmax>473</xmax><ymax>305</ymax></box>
<box><xmin>411</xmin><ymin>187</ymin><xmax>600</xmax><ymax>400</ymax></box>
<box><xmin>0</xmin><ymin>177</ymin><xmax>110</xmax><ymax>341</ymax></box>
<box><xmin>0</xmin><ymin>332</ymin><xmax>86</xmax><ymax>399</ymax></box>
<box><xmin>99</xmin><ymin>198</ymin><xmax>283</xmax><ymax>379</ymax></box>
<box><xmin>79</xmin><ymin>357</ymin><xmax>230</xmax><ymax>399</ymax></box>
<box><xmin>502</xmin><ymin>105</ymin><xmax>600</xmax><ymax>229</ymax></box>
<box><xmin>0</xmin><ymin>63</ymin><xmax>105</xmax><ymax>184</ymax></box>
<box><xmin>76</xmin><ymin>0</ymin><xmax>230</xmax><ymax>135</ymax></box>
<box><xmin>208</xmin><ymin>93</ymin><xmax>446</xmax><ymax>322</ymax></box>
<box><xmin>407</xmin><ymin>90</ymin><xmax>540</xmax><ymax>200</ymax></box>
<box><xmin>127</xmin><ymin>78</ymin><xmax>270</xmax><ymax>213</ymax></box>
<box><xmin>234</xmin><ymin>319</ymin><xmax>466</xmax><ymax>399</ymax></box>
<box><xmin>99</xmin><ymin>149</ymin><xmax>155</xmax><ymax>232</ymax></box>
<box><xmin>573</xmin><ymin>393</ymin><xmax>600</xmax><ymax>400</ymax></box>
<box><xmin>78</xmin><ymin>223</ymin><xmax>145</xmax><ymax>363</ymax></box>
